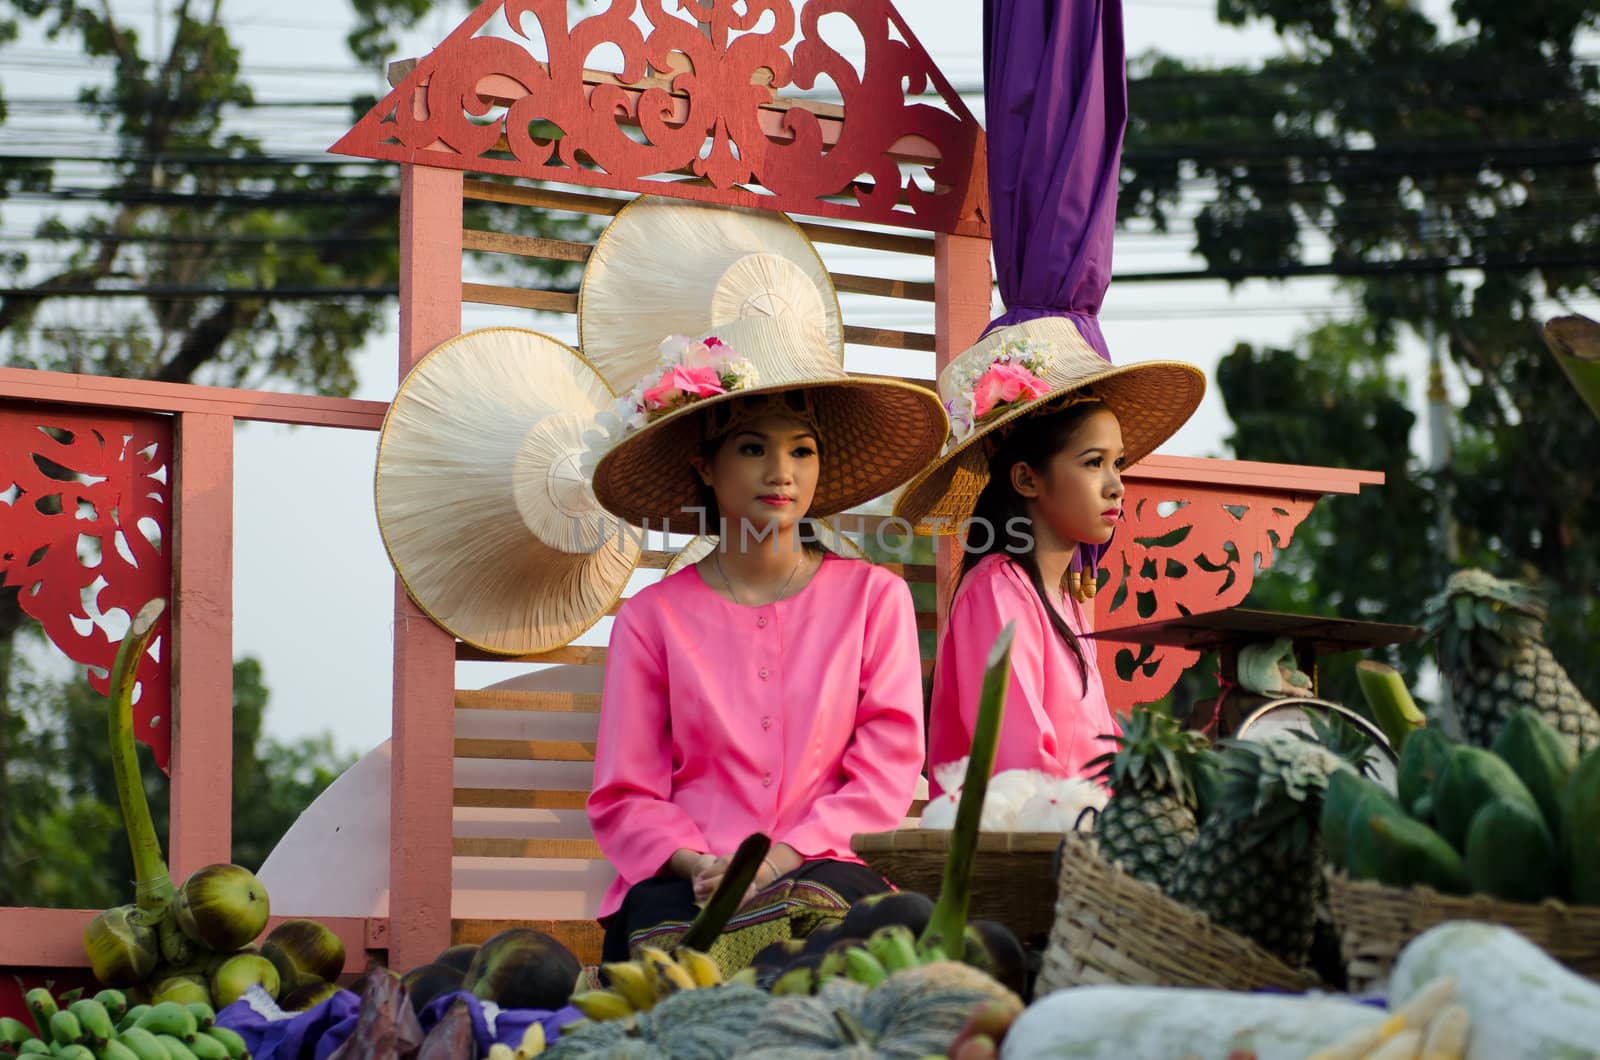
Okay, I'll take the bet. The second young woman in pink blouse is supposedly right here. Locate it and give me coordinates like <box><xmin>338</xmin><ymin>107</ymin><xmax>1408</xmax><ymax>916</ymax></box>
<box><xmin>585</xmin><ymin>314</ymin><xmax>948</xmax><ymax>964</ymax></box>
<box><xmin>895</xmin><ymin>320</ymin><xmax>1204</xmax><ymax>794</ymax></box>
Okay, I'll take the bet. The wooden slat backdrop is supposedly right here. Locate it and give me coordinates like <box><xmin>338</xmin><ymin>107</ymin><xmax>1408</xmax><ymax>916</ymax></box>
<box><xmin>449</xmin><ymin>185</ymin><xmax>940</xmax><ymax>884</ymax></box>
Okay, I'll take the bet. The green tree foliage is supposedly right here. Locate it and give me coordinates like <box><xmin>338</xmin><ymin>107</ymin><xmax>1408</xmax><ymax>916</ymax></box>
<box><xmin>1120</xmin><ymin>0</ymin><xmax>1600</xmax><ymax>708</ymax></box>
<box><xmin>0</xmin><ymin>0</ymin><xmax>590</xmax><ymax>902</ymax></box>
<box><xmin>0</xmin><ymin>649</ymin><xmax>353</xmax><ymax>908</ymax></box>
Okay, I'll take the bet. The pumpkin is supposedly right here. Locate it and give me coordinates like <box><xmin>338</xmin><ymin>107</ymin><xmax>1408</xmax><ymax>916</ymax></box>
<box><xmin>544</xmin><ymin>984</ymin><xmax>771</xmax><ymax>1060</ymax></box>
<box><xmin>744</xmin><ymin>963</ymin><xmax>1021</xmax><ymax>1059</ymax></box>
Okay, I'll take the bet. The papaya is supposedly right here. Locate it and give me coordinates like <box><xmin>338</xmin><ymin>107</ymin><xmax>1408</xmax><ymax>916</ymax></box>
<box><xmin>1321</xmin><ymin>769</ymin><xmax>1398</xmax><ymax>869</ymax></box>
<box><xmin>1562</xmin><ymin>749</ymin><xmax>1600</xmax><ymax>904</ymax></box>
<box><xmin>1397</xmin><ymin>727</ymin><xmax>1453</xmax><ymax>821</ymax></box>
<box><xmin>1493</xmin><ymin>708</ymin><xmax>1578</xmax><ymax>836</ymax></box>
<box><xmin>1465</xmin><ymin>797</ymin><xmax>1559</xmax><ymax>903</ymax></box>
<box><xmin>1347</xmin><ymin>804</ymin><xmax>1468</xmax><ymax>894</ymax></box>
<box><xmin>1432</xmin><ymin>746</ymin><xmax>1540</xmax><ymax>852</ymax></box>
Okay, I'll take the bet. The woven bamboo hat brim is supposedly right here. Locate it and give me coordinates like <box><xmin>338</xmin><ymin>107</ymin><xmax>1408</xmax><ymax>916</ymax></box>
<box><xmin>578</xmin><ymin>196</ymin><xmax>842</xmax><ymax>390</ymax></box>
<box><xmin>893</xmin><ymin>316</ymin><xmax>1205</xmax><ymax>533</ymax></box>
<box><xmin>589</xmin><ymin>316</ymin><xmax>949</xmax><ymax>535</ymax></box>
<box><xmin>375</xmin><ymin>328</ymin><xmax>641</xmax><ymax>654</ymax></box>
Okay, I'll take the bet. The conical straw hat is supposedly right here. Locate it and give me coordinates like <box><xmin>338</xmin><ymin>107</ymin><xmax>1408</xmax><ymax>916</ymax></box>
<box><xmin>375</xmin><ymin>328</ymin><xmax>641</xmax><ymax>654</ymax></box>
<box><xmin>893</xmin><ymin>316</ymin><xmax>1205</xmax><ymax>532</ymax></box>
<box><xmin>585</xmin><ymin>315</ymin><xmax>949</xmax><ymax>535</ymax></box>
<box><xmin>578</xmin><ymin>196</ymin><xmax>842</xmax><ymax>390</ymax></box>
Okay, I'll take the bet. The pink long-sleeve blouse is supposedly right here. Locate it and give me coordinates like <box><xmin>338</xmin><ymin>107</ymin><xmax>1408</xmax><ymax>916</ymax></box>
<box><xmin>587</xmin><ymin>554</ymin><xmax>925</xmax><ymax>918</ymax></box>
<box><xmin>927</xmin><ymin>552</ymin><xmax>1118</xmax><ymax>797</ymax></box>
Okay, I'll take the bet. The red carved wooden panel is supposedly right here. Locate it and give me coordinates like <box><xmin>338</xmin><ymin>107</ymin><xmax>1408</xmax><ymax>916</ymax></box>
<box><xmin>1095</xmin><ymin>482</ymin><xmax>1316</xmax><ymax>714</ymax></box>
<box><xmin>0</xmin><ymin>406</ymin><xmax>173</xmax><ymax>769</ymax></box>
<box><xmin>331</xmin><ymin>0</ymin><xmax>988</xmax><ymax>235</ymax></box>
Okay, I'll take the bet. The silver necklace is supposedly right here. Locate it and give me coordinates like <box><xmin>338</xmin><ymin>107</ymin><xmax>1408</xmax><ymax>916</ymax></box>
<box><xmin>714</xmin><ymin>549</ymin><xmax>807</xmax><ymax>607</ymax></box>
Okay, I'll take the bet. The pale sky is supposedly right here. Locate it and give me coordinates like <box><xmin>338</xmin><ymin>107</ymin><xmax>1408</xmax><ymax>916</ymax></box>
<box><xmin>4</xmin><ymin>1</ymin><xmax>1592</xmax><ymax>755</ymax></box>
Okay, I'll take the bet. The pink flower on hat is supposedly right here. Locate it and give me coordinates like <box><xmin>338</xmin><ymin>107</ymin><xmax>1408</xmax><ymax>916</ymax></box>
<box><xmin>971</xmin><ymin>362</ymin><xmax>1050</xmax><ymax>421</ymax></box>
<box><xmin>641</xmin><ymin>364</ymin><xmax>726</xmax><ymax>411</ymax></box>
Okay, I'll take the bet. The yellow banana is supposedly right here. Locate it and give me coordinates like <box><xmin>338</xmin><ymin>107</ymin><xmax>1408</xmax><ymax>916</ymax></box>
<box><xmin>513</xmin><ymin>1021</ymin><xmax>546</xmax><ymax>1060</ymax></box>
<box><xmin>769</xmin><ymin>966</ymin><xmax>815</xmax><ymax>997</ymax></box>
<box><xmin>725</xmin><ymin>967</ymin><xmax>759</xmax><ymax>988</ymax></box>
<box><xmin>487</xmin><ymin>1045</ymin><xmax>514</xmax><ymax>1060</ymax></box>
<box><xmin>568</xmin><ymin>991</ymin><xmax>634</xmax><ymax>1023</ymax></box>
<box><xmin>639</xmin><ymin>949</ymin><xmax>695</xmax><ymax>996</ymax></box>
<box><xmin>598</xmin><ymin>962</ymin><xmax>655</xmax><ymax>1013</ymax></box>
<box><xmin>673</xmin><ymin>949</ymin><xmax>723</xmax><ymax>989</ymax></box>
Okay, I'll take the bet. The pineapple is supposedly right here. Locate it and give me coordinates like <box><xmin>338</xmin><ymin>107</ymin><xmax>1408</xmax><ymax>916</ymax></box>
<box><xmin>1086</xmin><ymin>707</ymin><xmax>1208</xmax><ymax>889</ymax></box>
<box><xmin>1423</xmin><ymin>569</ymin><xmax>1599</xmax><ymax>755</ymax></box>
<box><xmin>1166</xmin><ymin>733</ymin><xmax>1347</xmax><ymax>967</ymax></box>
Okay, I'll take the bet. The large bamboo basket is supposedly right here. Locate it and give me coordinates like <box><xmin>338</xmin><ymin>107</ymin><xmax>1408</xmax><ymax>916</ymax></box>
<box><xmin>851</xmin><ymin>829</ymin><xmax>1065</xmax><ymax>941</ymax></box>
<box><xmin>1036</xmin><ymin>832</ymin><xmax>1320</xmax><ymax>994</ymax></box>
<box><xmin>1326</xmin><ymin>871</ymin><xmax>1600</xmax><ymax>991</ymax></box>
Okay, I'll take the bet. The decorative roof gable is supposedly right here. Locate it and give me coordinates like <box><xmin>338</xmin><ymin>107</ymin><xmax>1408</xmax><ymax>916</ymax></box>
<box><xmin>330</xmin><ymin>0</ymin><xmax>987</xmax><ymax>235</ymax></box>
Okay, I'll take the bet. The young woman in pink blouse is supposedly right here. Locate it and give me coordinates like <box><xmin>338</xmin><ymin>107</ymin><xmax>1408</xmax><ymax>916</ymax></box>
<box><xmin>584</xmin><ymin>314</ymin><xmax>948</xmax><ymax>963</ymax></box>
<box><xmin>893</xmin><ymin>319</ymin><xmax>1205</xmax><ymax>795</ymax></box>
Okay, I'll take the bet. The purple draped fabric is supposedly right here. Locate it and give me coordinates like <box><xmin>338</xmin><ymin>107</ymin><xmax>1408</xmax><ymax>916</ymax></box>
<box><xmin>982</xmin><ymin>0</ymin><xmax>1127</xmax><ymax>362</ymax></box>
<box><xmin>982</xmin><ymin>0</ymin><xmax>1130</xmax><ymax>581</ymax></box>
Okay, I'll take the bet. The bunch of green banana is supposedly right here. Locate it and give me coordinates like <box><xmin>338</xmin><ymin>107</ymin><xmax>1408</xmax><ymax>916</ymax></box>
<box><xmin>483</xmin><ymin>1021</ymin><xmax>548</xmax><ymax>1060</ymax></box>
<box><xmin>2</xmin><ymin>989</ymin><xmax>249</xmax><ymax>1060</ymax></box>
<box><xmin>568</xmin><ymin>946</ymin><xmax>731</xmax><ymax>1021</ymax></box>
<box><xmin>769</xmin><ymin>924</ymin><xmax>947</xmax><ymax>996</ymax></box>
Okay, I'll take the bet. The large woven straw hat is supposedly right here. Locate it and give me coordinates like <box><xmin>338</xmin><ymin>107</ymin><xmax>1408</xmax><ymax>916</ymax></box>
<box><xmin>586</xmin><ymin>315</ymin><xmax>949</xmax><ymax>535</ymax></box>
<box><xmin>578</xmin><ymin>196</ymin><xmax>842</xmax><ymax>389</ymax></box>
<box><xmin>893</xmin><ymin>316</ymin><xmax>1205</xmax><ymax>532</ymax></box>
<box><xmin>375</xmin><ymin>328</ymin><xmax>641</xmax><ymax>654</ymax></box>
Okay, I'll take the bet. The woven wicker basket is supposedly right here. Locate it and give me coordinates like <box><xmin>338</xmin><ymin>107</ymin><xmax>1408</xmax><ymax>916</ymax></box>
<box><xmin>1035</xmin><ymin>832</ymin><xmax>1320</xmax><ymax>994</ymax></box>
<box><xmin>1326</xmin><ymin>871</ymin><xmax>1600</xmax><ymax>991</ymax></box>
<box><xmin>850</xmin><ymin>829</ymin><xmax>1064</xmax><ymax>941</ymax></box>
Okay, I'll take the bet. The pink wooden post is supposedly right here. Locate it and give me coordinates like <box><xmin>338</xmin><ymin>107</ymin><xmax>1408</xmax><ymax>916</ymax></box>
<box><xmin>388</xmin><ymin>164</ymin><xmax>464</xmax><ymax>972</ymax></box>
<box><xmin>169</xmin><ymin>412</ymin><xmax>236</xmax><ymax>875</ymax></box>
<box><xmin>932</xmin><ymin>233</ymin><xmax>994</xmax><ymax>626</ymax></box>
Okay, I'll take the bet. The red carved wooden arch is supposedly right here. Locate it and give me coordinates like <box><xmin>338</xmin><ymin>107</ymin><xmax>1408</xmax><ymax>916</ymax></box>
<box><xmin>330</xmin><ymin>0</ymin><xmax>988</xmax><ymax>235</ymax></box>
<box><xmin>0</xmin><ymin>406</ymin><xmax>173</xmax><ymax>769</ymax></box>
<box><xmin>1095</xmin><ymin>481</ymin><xmax>1316</xmax><ymax>714</ymax></box>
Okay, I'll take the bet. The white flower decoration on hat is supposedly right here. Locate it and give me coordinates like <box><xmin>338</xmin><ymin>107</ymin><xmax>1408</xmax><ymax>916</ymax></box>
<box><xmin>578</xmin><ymin>333</ymin><xmax>761</xmax><ymax>476</ymax></box>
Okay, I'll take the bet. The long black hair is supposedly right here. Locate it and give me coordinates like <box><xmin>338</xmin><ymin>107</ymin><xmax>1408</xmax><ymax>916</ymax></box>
<box><xmin>958</xmin><ymin>400</ymin><xmax>1109</xmax><ymax>692</ymax></box>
